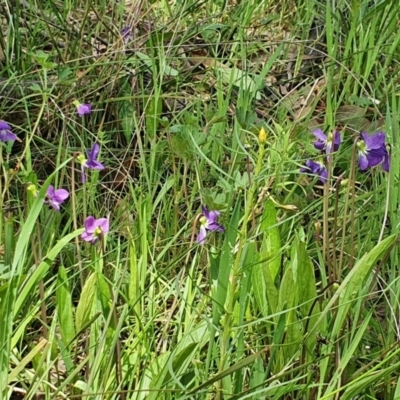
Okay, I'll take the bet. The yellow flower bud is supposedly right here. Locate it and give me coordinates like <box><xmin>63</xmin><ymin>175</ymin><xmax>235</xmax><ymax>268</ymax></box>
<box><xmin>258</xmin><ymin>127</ymin><xmax>267</xmax><ymax>144</ymax></box>
<box><xmin>77</xmin><ymin>153</ymin><xmax>86</xmax><ymax>165</ymax></box>
<box><xmin>27</xmin><ymin>183</ymin><xmax>38</xmax><ymax>197</ymax></box>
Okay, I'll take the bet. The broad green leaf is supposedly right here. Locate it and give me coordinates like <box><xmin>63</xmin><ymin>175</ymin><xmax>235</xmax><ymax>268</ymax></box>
<box><xmin>213</xmin><ymin>198</ymin><xmax>241</xmax><ymax>316</ymax></box>
<box><xmin>216</xmin><ymin>64</ymin><xmax>261</xmax><ymax>100</ymax></box>
<box><xmin>277</xmin><ymin>266</ymin><xmax>299</xmax><ymax>361</ymax></box>
<box><xmin>146</xmin><ymin>95</ymin><xmax>163</xmax><ymax>139</ymax></box>
<box><xmin>206</xmin><ymin>198</ymin><xmax>241</xmax><ymax>374</ymax></box>
<box><xmin>119</xmin><ymin>87</ymin><xmax>135</xmax><ymax>143</ymax></box>
<box><xmin>136</xmin><ymin>51</ymin><xmax>178</xmax><ymax>76</ymax></box>
<box><xmin>293</xmin><ymin>239</ymin><xmax>322</xmax><ymax>358</ymax></box>
<box><xmin>252</xmin><ymin>252</ymin><xmax>268</xmax><ymax>317</ymax></box>
<box><xmin>75</xmin><ymin>273</ymin><xmax>97</xmax><ymax>332</ymax></box>
<box><xmin>265</xmin><ymin>305</ymin><xmax>287</xmax><ymax>378</ymax></box>
<box><xmin>56</xmin><ymin>266</ymin><xmax>75</xmax><ymax>349</ymax></box>
<box><xmin>259</xmin><ymin>200</ymin><xmax>281</xmax><ymax>314</ymax></box>
<box><xmin>96</xmin><ymin>272</ymin><xmax>112</xmax><ymax>326</ymax></box>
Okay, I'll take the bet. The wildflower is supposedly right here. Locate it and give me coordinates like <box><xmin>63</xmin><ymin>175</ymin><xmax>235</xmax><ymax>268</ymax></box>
<box><xmin>77</xmin><ymin>143</ymin><xmax>105</xmax><ymax>183</ymax></box>
<box><xmin>357</xmin><ymin>131</ymin><xmax>390</xmax><ymax>172</ymax></box>
<box><xmin>73</xmin><ymin>100</ymin><xmax>92</xmax><ymax>117</ymax></box>
<box><xmin>121</xmin><ymin>26</ymin><xmax>132</xmax><ymax>43</ymax></box>
<box><xmin>300</xmin><ymin>159</ymin><xmax>328</xmax><ymax>184</ymax></box>
<box><xmin>45</xmin><ymin>185</ymin><xmax>69</xmax><ymax>211</ymax></box>
<box><xmin>312</xmin><ymin>129</ymin><xmax>341</xmax><ymax>155</ymax></box>
<box><xmin>81</xmin><ymin>216</ymin><xmax>109</xmax><ymax>244</ymax></box>
<box><xmin>258</xmin><ymin>126</ymin><xmax>267</xmax><ymax>144</ymax></box>
<box><xmin>0</xmin><ymin>121</ymin><xmax>17</xmax><ymax>142</ymax></box>
<box><xmin>197</xmin><ymin>205</ymin><xmax>225</xmax><ymax>245</ymax></box>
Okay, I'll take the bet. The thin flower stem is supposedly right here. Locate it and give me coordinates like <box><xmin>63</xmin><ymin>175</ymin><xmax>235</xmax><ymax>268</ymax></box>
<box><xmin>0</xmin><ymin>151</ymin><xmax>3</xmax><ymax>255</ymax></box>
<box><xmin>338</xmin><ymin>142</ymin><xmax>357</xmax><ymax>276</ymax></box>
<box><xmin>332</xmin><ymin>174</ymin><xmax>345</xmax><ymax>278</ymax></box>
<box><xmin>185</xmin><ymin>213</ymin><xmax>202</xmax><ymax>265</ymax></box>
<box><xmin>349</xmin><ymin>156</ymin><xmax>356</xmax><ymax>270</ymax></box>
<box><xmin>216</xmin><ymin>142</ymin><xmax>265</xmax><ymax>399</ymax></box>
<box><xmin>101</xmin><ymin>243</ymin><xmax>125</xmax><ymax>400</ymax></box>
<box><xmin>71</xmin><ymin>157</ymin><xmax>84</xmax><ymax>288</ymax></box>
<box><xmin>379</xmin><ymin>163</ymin><xmax>391</xmax><ymax>243</ymax></box>
<box><xmin>32</xmin><ymin>220</ymin><xmax>48</xmax><ymax>337</ymax></box>
<box><xmin>323</xmin><ymin>154</ymin><xmax>332</xmax><ymax>281</ymax></box>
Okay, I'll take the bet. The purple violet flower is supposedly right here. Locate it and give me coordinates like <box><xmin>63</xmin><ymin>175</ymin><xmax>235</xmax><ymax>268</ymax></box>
<box><xmin>77</xmin><ymin>103</ymin><xmax>92</xmax><ymax>116</ymax></box>
<box><xmin>0</xmin><ymin>120</ymin><xmax>17</xmax><ymax>142</ymax></box>
<box><xmin>73</xmin><ymin>100</ymin><xmax>92</xmax><ymax>117</ymax></box>
<box><xmin>300</xmin><ymin>159</ymin><xmax>328</xmax><ymax>184</ymax></box>
<box><xmin>45</xmin><ymin>185</ymin><xmax>69</xmax><ymax>211</ymax></box>
<box><xmin>312</xmin><ymin>129</ymin><xmax>341</xmax><ymax>155</ymax></box>
<box><xmin>77</xmin><ymin>143</ymin><xmax>105</xmax><ymax>183</ymax></box>
<box><xmin>81</xmin><ymin>216</ymin><xmax>109</xmax><ymax>244</ymax></box>
<box><xmin>357</xmin><ymin>131</ymin><xmax>390</xmax><ymax>172</ymax></box>
<box><xmin>197</xmin><ymin>205</ymin><xmax>225</xmax><ymax>245</ymax></box>
<box><xmin>121</xmin><ymin>26</ymin><xmax>132</xmax><ymax>43</ymax></box>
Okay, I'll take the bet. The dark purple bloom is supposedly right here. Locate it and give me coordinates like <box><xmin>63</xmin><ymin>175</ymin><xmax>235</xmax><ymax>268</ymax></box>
<box><xmin>45</xmin><ymin>185</ymin><xmax>69</xmax><ymax>211</ymax></box>
<box><xmin>121</xmin><ymin>26</ymin><xmax>132</xmax><ymax>43</ymax></box>
<box><xmin>81</xmin><ymin>216</ymin><xmax>109</xmax><ymax>244</ymax></box>
<box><xmin>357</xmin><ymin>131</ymin><xmax>390</xmax><ymax>172</ymax></box>
<box><xmin>0</xmin><ymin>120</ymin><xmax>17</xmax><ymax>142</ymax></box>
<box><xmin>300</xmin><ymin>159</ymin><xmax>328</xmax><ymax>184</ymax></box>
<box><xmin>312</xmin><ymin>129</ymin><xmax>341</xmax><ymax>155</ymax></box>
<box><xmin>78</xmin><ymin>143</ymin><xmax>105</xmax><ymax>183</ymax></box>
<box><xmin>197</xmin><ymin>205</ymin><xmax>225</xmax><ymax>245</ymax></box>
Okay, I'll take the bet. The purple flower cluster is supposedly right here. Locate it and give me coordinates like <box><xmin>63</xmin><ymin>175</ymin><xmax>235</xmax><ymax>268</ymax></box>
<box><xmin>0</xmin><ymin>101</ymin><xmax>110</xmax><ymax>248</ymax></box>
<box><xmin>300</xmin><ymin>128</ymin><xmax>390</xmax><ymax>183</ymax></box>
<box><xmin>70</xmin><ymin>102</ymin><xmax>108</xmax><ymax>243</ymax></box>
<box><xmin>300</xmin><ymin>159</ymin><xmax>328</xmax><ymax>184</ymax></box>
<box><xmin>301</xmin><ymin>128</ymin><xmax>341</xmax><ymax>184</ymax></box>
<box><xmin>1</xmin><ymin>95</ymin><xmax>226</xmax><ymax>250</ymax></box>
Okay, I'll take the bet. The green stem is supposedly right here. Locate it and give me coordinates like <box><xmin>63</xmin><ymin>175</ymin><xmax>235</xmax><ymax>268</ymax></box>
<box><xmin>323</xmin><ymin>154</ymin><xmax>332</xmax><ymax>280</ymax></box>
<box><xmin>338</xmin><ymin>142</ymin><xmax>357</xmax><ymax>276</ymax></box>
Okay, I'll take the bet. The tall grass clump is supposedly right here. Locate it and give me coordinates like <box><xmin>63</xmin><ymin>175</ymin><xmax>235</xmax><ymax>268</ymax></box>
<box><xmin>1</xmin><ymin>0</ymin><xmax>400</xmax><ymax>398</ymax></box>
